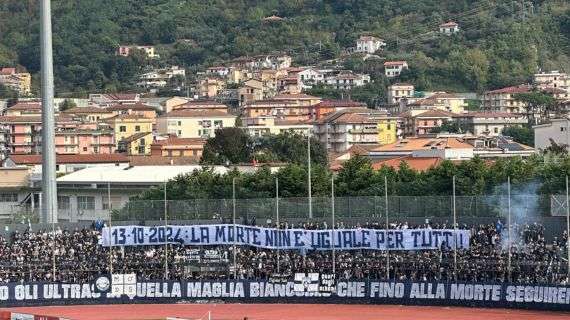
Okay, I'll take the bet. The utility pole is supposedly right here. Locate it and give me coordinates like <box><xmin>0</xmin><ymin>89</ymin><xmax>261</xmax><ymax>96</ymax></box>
<box><xmin>307</xmin><ymin>134</ymin><xmax>313</xmax><ymax>219</ymax></box>
<box><xmin>40</xmin><ymin>0</ymin><xmax>58</xmax><ymax>223</ymax></box>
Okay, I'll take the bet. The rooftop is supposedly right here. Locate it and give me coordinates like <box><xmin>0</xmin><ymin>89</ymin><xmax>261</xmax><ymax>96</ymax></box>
<box><xmin>316</xmin><ymin>100</ymin><xmax>367</xmax><ymax>108</ymax></box>
<box><xmin>107</xmin><ymin>103</ymin><xmax>156</xmax><ymax>111</ymax></box>
<box><xmin>440</xmin><ymin>21</ymin><xmax>459</xmax><ymax>27</ymax></box>
<box><xmin>486</xmin><ymin>85</ymin><xmax>532</xmax><ymax>94</ymax></box>
<box><xmin>273</xmin><ymin>93</ymin><xmax>320</xmax><ymax>100</ymax></box>
<box><xmin>372</xmin><ymin>156</ymin><xmax>443</xmax><ymax>171</ymax></box>
<box><xmin>8</xmin><ymin>102</ymin><xmax>42</xmax><ymax>111</ymax></box>
<box><xmin>153</xmin><ymin>137</ymin><xmax>207</xmax><ymax>146</ymax></box>
<box><xmin>64</xmin><ymin>107</ymin><xmax>112</xmax><ymax>114</ymax></box>
<box><xmin>384</xmin><ymin>61</ymin><xmax>407</xmax><ymax>66</ymax></box>
<box><xmin>372</xmin><ymin>138</ymin><xmax>473</xmax><ymax>152</ymax></box>
<box><xmin>7</xmin><ymin>154</ymin><xmax>129</xmax><ymax>165</ymax></box>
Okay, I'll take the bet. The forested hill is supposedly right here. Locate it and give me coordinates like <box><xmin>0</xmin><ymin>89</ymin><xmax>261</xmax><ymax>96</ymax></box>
<box><xmin>0</xmin><ymin>0</ymin><xmax>569</xmax><ymax>95</ymax></box>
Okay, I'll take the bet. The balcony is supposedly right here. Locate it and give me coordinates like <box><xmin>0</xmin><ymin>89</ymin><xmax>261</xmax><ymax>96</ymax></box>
<box><xmin>349</xmin><ymin>128</ymin><xmax>377</xmax><ymax>134</ymax></box>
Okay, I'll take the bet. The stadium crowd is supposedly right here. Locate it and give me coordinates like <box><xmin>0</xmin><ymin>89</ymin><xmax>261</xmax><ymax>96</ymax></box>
<box><xmin>0</xmin><ymin>221</ymin><xmax>567</xmax><ymax>285</ymax></box>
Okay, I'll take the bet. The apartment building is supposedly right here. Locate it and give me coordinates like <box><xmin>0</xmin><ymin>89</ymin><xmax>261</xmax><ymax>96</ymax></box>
<box><xmin>157</xmin><ymin>109</ymin><xmax>236</xmax><ymax>139</ymax></box>
<box><xmin>314</xmin><ymin>109</ymin><xmax>386</xmax><ymax>152</ymax></box>
<box><xmin>387</xmin><ymin>83</ymin><xmax>415</xmax><ymax>104</ymax></box>
<box><xmin>454</xmin><ymin>112</ymin><xmax>527</xmax><ymax>136</ymax></box>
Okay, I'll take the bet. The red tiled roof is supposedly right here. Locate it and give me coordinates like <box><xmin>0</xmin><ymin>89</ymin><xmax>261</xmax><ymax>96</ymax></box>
<box><xmin>0</xmin><ymin>68</ymin><xmax>16</xmax><ymax>75</ymax></box>
<box><xmin>455</xmin><ymin>112</ymin><xmax>526</xmax><ymax>118</ymax></box>
<box><xmin>414</xmin><ymin>109</ymin><xmax>456</xmax><ymax>118</ymax></box>
<box><xmin>317</xmin><ymin>100</ymin><xmax>366</xmax><ymax>108</ymax></box>
<box><xmin>440</xmin><ymin>21</ymin><xmax>458</xmax><ymax>27</ymax></box>
<box><xmin>107</xmin><ymin>103</ymin><xmax>155</xmax><ymax>111</ymax></box>
<box><xmin>153</xmin><ymin>137</ymin><xmax>206</xmax><ymax>146</ymax></box>
<box><xmin>8</xmin><ymin>154</ymin><xmax>129</xmax><ymax>165</ymax></box>
<box><xmin>384</xmin><ymin>61</ymin><xmax>407</xmax><ymax>66</ymax></box>
<box><xmin>262</xmin><ymin>15</ymin><xmax>285</xmax><ymax>21</ymax></box>
<box><xmin>273</xmin><ymin>93</ymin><xmax>320</xmax><ymax>100</ymax></box>
<box><xmin>109</xmin><ymin>114</ymin><xmax>153</xmax><ymax>121</ymax></box>
<box><xmin>486</xmin><ymin>85</ymin><xmax>532</xmax><ymax>94</ymax></box>
<box><xmin>372</xmin><ymin>156</ymin><xmax>443</xmax><ymax>171</ymax></box>
<box><xmin>8</xmin><ymin>102</ymin><xmax>42</xmax><ymax>111</ymax></box>
<box><xmin>64</xmin><ymin>107</ymin><xmax>112</xmax><ymax>114</ymax></box>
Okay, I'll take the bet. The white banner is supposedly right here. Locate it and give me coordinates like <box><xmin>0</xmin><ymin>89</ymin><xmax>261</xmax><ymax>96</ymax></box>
<box><xmin>100</xmin><ymin>225</ymin><xmax>470</xmax><ymax>251</ymax></box>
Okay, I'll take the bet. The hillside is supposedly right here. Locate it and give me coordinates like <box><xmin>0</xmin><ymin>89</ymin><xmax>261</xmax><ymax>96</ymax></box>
<box><xmin>0</xmin><ymin>0</ymin><xmax>569</xmax><ymax>96</ymax></box>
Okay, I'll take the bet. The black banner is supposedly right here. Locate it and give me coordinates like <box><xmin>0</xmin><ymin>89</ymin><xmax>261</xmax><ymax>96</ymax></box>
<box><xmin>0</xmin><ymin>279</ymin><xmax>568</xmax><ymax>311</ymax></box>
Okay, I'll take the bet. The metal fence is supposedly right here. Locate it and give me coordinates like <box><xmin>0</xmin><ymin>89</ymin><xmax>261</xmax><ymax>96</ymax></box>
<box><xmin>113</xmin><ymin>195</ymin><xmax>552</xmax><ymax>222</ymax></box>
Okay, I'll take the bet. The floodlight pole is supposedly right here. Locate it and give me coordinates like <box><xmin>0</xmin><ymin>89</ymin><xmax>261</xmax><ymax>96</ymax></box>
<box><xmin>40</xmin><ymin>0</ymin><xmax>58</xmax><ymax>223</ymax></box>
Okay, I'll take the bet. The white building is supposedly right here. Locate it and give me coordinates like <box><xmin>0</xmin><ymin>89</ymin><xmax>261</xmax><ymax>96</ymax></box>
<box><xmin>356</xmin><ymin>36</ymin><xmax>386</xmax><ymax>54</ymax></box>
<box><xmin>324</xmin><ymin>72</ymin><xmax>371</xmax><ymax>90</ymax></box>
<box><xmin>454</xmin><ymin>112</ymin><xmax>528</xmax><ymax>136</ymax></box>
<box><xmin>439</xmin><ymin>21</ymin><xmax>460</xmax><ymax>35</ymax></box>
<box><xmin>298</xmin><ymin>68</ymin><xmax>325</xmax><ymax>89</ymax></box>
<box><xmin>55</xmin><ymin>165</ymin><xmax>282</xmax><ymax>221</ymax></box>
<box><xmin>387</xmin><ymin>83</ymin><xmax>415</xmax><ymax>104</ymax></box>
<box><xmin>137</xmin><ymin>66</ymin><xmax>186</xmax><ymax>89</ymax></box>
<box><xmin>156</xmin><ymin>109</ymin><xmax>237</xmax><ymax>139</ymax></box>
<box><xmin>534</xmin><ymin>71</ymin><xmax>569</xmax><ymax>92</ymax></box>
<box><xmin>117</xmin><ymin>45</ymin><xmax>159</xmax><ymax>59</ymax></box>
<box><xmin>533</xmin><ymin>118</ymin><xmax>570</xmax><ymax>151</ymax></box>
<box><xmin>206</xmin><ymin>66</ymin><xmax>231</xmax><ymax>77</ymax></box>
<box><xmin>384</xmin><ymin>61</ymin><xmax>408</xmax><ymax>78</ymax></box>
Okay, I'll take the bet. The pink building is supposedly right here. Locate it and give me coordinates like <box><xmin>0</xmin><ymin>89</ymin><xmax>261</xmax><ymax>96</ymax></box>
<box><xmin>55</xmin><ymin>126</ymin><xmax>115</xmax><ymax>154</ymax></box>
<box><xmin>0</xmin><ymin>116</ymin><xmax>115</xmax><ymax>155</ymax></box>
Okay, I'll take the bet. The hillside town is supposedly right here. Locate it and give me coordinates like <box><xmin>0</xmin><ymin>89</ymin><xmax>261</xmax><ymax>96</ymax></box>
<box><xmin>1</xmin><ymin>30</ymin><xmax>570</xmax><ymax>221</ymax></box>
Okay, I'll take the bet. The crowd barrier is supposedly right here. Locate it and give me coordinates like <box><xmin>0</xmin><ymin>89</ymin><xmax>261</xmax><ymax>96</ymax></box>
<box><xmin>0</xmin><ymin>278</ymin><xmax>568</xmax><ymax>311</ymax></box>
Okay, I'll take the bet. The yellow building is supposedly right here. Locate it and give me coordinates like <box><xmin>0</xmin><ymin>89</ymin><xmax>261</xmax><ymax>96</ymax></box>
<box><xmin>0</xmin><ymin>68</ymin><xmax>31</xmax><ymax>95</ymax></box>
<box><xmin>156</xmin><ymin>109</ymin><xmax>236</xmax><ymax>138</ymax></box>
<box><xmin>197</xmin><ymin>77</ymin><xmax>225</xmax><ymax>98</ymax></box>
<box><xmin>107</xmin><ymin>115</ymin><xmax>154</xmax><ymax>151</ymax></box>
<box><xmin>378</xmin><ymin>117</ymin><xmax>398</xmax><ymax>145</ymax></box>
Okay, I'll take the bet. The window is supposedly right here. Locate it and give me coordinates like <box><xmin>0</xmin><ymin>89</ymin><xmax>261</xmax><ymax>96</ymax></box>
<box><xmin>119</xmin><ymin>126</ymin><xmax>126</xmax><ymax>132</ymax></box>
<box><xmin>135</xmin><ymin>125</ymin><xmax>141</xmax><ymax>132</ymax></box>
<box><xmin>83</xmin><ymin>147</ymin><xmax>87</xmax><ymax>152</ymax></box>
<box><xmin>58</xmin><ymin>196</ymin><xmax>70</xmax><ymax>210</ymax></box>
<box><xmin>77</xmin><ymin>196</ymin><xmax>95</xmax><ymax>210</ymax></box>
<box><xmin>0</xmin><ymin>194</ymin><xmax>17</xmax><ymax>202</ymax></box>
<box><xmin>177</xmin><ymin>130</ymin><xmax>182</xmax><ymax>135</ymax></box>
<box><xmin>177</xmin><ymin>121</ymin><xmax>182</xmax><ymax>126</ymax></box>
<box><xmin>494</xmin><ymin>127</ymin><xmax>499</xmax><ymax>134</ymax></box>
<box><xmin>387</xmin><ymin>124</ymin><xmax>391</xmax><ymax>130</ymax></box>
<box><xmin>561</xmin><ymin>127</ymin><xmax>566</xmax><ymax>132</ymax></box>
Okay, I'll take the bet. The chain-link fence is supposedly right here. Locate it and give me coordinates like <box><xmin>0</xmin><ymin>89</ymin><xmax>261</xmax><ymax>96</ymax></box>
<box><xmin>110</xmin><ymin>195</ymin><xmax>552</xmax><ymax>222</ymax></box>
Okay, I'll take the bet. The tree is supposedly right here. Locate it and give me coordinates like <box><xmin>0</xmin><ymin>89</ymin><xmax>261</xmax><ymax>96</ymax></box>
<box><xmin>502</xmin><ymin>126</ymin><xmax>534</xmax><ymax>147</ymax></box>
<box><xmin>58</xmin><ymin>99</ymin><xmax>76</xmax><ymax>112</ymax></box>
<box><xmin>0</xmin><ymin>84</ymin><xmax>17</xmax><ymax>99</ymax></box>
<box><xmin>430</xmin><ymin>121</ymin><xmax>462</xmax><ymax>134</ymax></box>
<box><xmin>201</xmin><ymin>128</ymin><xmax>253</xmax><ymax>165</ymax></box>
<box><xmin>513</xmin><ymin>90</ymin><xmax>557</xmax><ymax>124</ymax></box>
<box><xmin>256</xmin><ymin>132</ymin><xmax>328</xmax><ymax>166</ymax></box>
